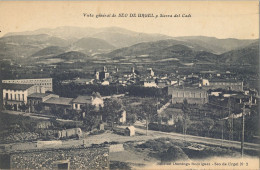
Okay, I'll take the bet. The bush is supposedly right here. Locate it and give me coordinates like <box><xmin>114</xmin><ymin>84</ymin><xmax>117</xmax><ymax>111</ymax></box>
<box><xmin>148</xmin><ymin>123</ymin><xmax>176</xmax><ymax>132</ymax></box>
<box><xmin>161</xmin><ymin>146</ymin><xmax>189</xmax><ymax>162</ymax></box>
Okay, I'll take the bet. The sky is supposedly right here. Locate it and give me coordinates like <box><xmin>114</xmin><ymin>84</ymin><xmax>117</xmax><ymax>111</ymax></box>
<box><xmin>0</xmin><ymin>1</ymin><xmax>259</xmax><ymax>39</ymax></box>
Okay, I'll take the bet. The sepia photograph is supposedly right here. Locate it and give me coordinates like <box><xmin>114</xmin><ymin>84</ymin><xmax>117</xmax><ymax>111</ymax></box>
<box><xmin>0</xmin><ymin>1</ymin><xmax>259</xmax><ymax>169</ymax></box>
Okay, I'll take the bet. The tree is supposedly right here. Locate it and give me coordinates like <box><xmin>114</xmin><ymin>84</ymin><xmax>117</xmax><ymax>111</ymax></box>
<box><xmin>102</xmin><ymin>98</ymin><xmax>124</xmax><ymax>130</ymax></box>
<box><xmin>50</xmin><ymin>106</ymin><xmax>64</xmax><ymax>118</ymax></box>
<box><xmin>181</xmin><ymin>99</ymin><xmax>191</xmax><ymax>140</ymax></box>
<box><xmin>81</xmin><ymin>104</ymin><xmax>100</xmax><ymax>131</ymax></box>
<box><xmin>34</xmin><ymin>103</ymin><xmax>43</xmax><ymax>113</ymax></box>
<box><xmin>19</xmin><ymin>102</ymin><xmax>28</xmax><ymax>112</ymax></box>
<box><xmin>140</xmin><ymin>101</ymin><xmax>158</xmax><ymax>135</ymax></box>
<box><xmin>203</xmin><ymin>118</ymin><xmax>215</xmax><ymax>137</ymax></box>
<box><xmin>4</xmin><ymin>103</ymin><xmax>13</xmax><ymax>110</ymax></box>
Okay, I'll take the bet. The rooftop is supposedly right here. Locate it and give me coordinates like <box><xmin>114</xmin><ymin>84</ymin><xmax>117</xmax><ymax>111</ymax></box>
<box><xmin>28</xmin><ymin>93</ymin><xmax>53</xmax><ymax>99</ymax></box>
<box><xmin>72</xmin><ymin>96</ymin><xmax>93</xmax><ymax>104</ymax></box>
<box><xmin>43</xmin><ymin>97</ymin><xmax>73</xmax><ymax>106</ymax></box>
<box><xmin>2</xmin><ymin>78</ymin><xmax>52</xmax><ymax>81</ymax></box>
<box><xmin>73</xmin><ymin>78</ymin><xmax>93</xmax><ymax>82</ymax></box>
<box><xmin>209</xmin><ymin>79</ymin><xmax>242</xmax><ymax>83</ymax></box>
<box><xmin>169</xmin><ymin>86</ymin><xmax>208</xmax><ymax>92</ymax></box>
<box><xmin>2</xmin><ymin>83</ymin><xmax>35</xmax><ymax>91</ymax></box>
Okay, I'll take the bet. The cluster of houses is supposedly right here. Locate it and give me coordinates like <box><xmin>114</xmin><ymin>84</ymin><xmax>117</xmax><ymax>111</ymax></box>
<box><xmin>61</xmin><ymin>66</ymin><xmax>179</xmax><ymax>88</ymax></box>
<box><xmin>2</xmin><ymin>68</ymin><xmax>258</xmax><ymax>121</ymax></box>
<box><xmin>1</xmin><ymin>77</ymin><xmax>128</xmax><ymax>124</ymax></box>
<box><xmin>2</xmin><ymin>78</ymin><xmax>102</xmax><ymax>112</ymax></box>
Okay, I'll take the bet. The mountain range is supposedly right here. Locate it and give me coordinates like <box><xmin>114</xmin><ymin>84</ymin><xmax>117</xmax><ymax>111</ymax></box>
<box><xmin>0</xmin><ymin>26</ymin><xmax>258</xmax><ymax>66</ymax></box>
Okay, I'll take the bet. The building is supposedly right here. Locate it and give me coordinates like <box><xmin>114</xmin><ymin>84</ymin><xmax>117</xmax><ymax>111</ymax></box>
<box><xmin>200</xmin><ymin>79</ymin><xmax>243</xmax><ymax>91</ymax></box>
<box><xmin>72</xmin><ymin>78</ymin><xmax>94</xmax><ymax>85</ymax></box>
<box><xmin>58</xmin><ymin>128</ymin><xmax>82</xmax><ymax>139</ymax></box>
<box><xmin>95</xmin><ymin>66</ymin><xmax>110</xmax><ymax>81</ymax></box>
<box><xmin>147</xmin><ymin>68</ymin><xmax>154</xmax><ymax>77</ymax></box>
<box><xmin>101</xmin><ymin>80</ymin><xmax>110</xmax><ymax>86</ymax></box>
<box><xmin>159</xmin><ymin>107</ymin><xmax>183</xmax><ymax>125</ymax></box>
<box><xmin>169</xmin><ymin>87</ymin><xmax>208</xmax><ymax>104</ymax></box>
<box><xmin>2</xmin><ymin>78</ymin><xmax>53</xmax><ymax>92</ymax></box>
<box><xmin>169</xmin><ymin>77</ymin><xmax>179</xmax><ymax>85</ymax></box>
<box><xmin>27</xmin><ymin>93</ymin><xmax>59</xmax><ymax>112</ymax></box>
<box><xmin>141</xmin><ymin>78</ymin><xmax>157</xmax><ymax>87</ymax></box>
<box><xmin>72</xmin><ymin>95</ymin><xmax>104</xmax><ymax>111</ymax></box>
<box><xmin>2</xmin><ymin>84</ymin><xmax>38</xmax><ymax>111</ymax></box>
<box><xmin>125</xmin><ymin>126</ymin><xmax>135</xmax><ymax>136</ymax></box>
<box><xmin>156</xmin><ymin>79</ymin><xmax>171</xmax><ymax>88</ymax></box>
<box><xmin>42</xmin><ymin>97</ymin><xmax>73</xmax><ymax>114</ymax></box>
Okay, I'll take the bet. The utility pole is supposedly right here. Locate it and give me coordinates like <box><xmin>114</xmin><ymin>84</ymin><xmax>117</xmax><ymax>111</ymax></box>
<box><xmin>221</xmin><ymin>109</ymin><xmax>224</xmax><ymax>146</ymax></box>
<box><xmin>241</xmin><ymin>103</ymin><xmax>245</xmax><ymax>158</ymax></box>
<box><xmin>228</xmin><ymin>97</ymin><xmax>233</xmax><ymax>141</ymax></box>
<box><xmin>146</xmin><ymin>112</ymin><xmax>151</xmax><ymax>136</ymax></box>
<box><xmin>146</xmin><ymin>114</ymin><xmax>148</xmax><ymax>136</ymax></box>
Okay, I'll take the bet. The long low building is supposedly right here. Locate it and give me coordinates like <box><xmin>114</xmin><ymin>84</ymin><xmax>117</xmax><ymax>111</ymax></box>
<box><xmin>2</xmin><ymin>78</ymin><xmax>53</xmax><ymax>92</ymax></box>
<box><xmin>200</xmin><ymin>79</ymin><xmax>243</xmax><ymax>91</ymax></box>
<box><xmin>27</xmin><ymin>93</ymin><xmax>59</xmax><ymax>112</ymax></box>
<box><xmin>42</xmin><ymin>97</ymin><xmax>74</xmax><ymax>114</ymax></box>
<box><xmin>169</xmin><ymin>87</ymin><xmax>208</xmax><ymax>104</ymax></box>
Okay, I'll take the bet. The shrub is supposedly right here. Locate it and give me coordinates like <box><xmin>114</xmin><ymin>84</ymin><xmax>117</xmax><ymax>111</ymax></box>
<box><xmin>161</xmin><ymin>146</ymin><xmax>189</xmax><ymax>162</ymax></box>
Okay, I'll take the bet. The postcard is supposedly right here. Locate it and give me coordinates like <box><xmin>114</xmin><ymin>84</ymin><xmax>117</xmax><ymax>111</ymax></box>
<box><xmin>0</xmin><ymin>1</ymin><xmax>259</xmax><ymax>169</ymax></box>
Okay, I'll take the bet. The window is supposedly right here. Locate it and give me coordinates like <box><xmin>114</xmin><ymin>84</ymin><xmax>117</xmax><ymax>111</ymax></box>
<box><xmin>22</xmin><ymin>94</ymin><xmax>24</xmax><ymax>101</ymax></box>
<box><xmin>5</xmin><ymin>93</ymin><xmax>8</xmax><ymax>100</ymax></box>
<box><xmin>18</xmin><ymin>94</ymin><xmax>20</xmax><ymax>101</ymax></box>
<box><xmin>14</xmin><ymin>94</ymin><xmax>16</xmax><ymax>100</ymax></box>
<box><xmin>10</xmin><ymin>94</ymin><xmax>12</xmax><ymax>100</ymax></box>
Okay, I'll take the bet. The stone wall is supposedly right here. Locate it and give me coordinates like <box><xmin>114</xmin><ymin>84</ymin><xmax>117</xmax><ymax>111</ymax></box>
<box><xmin>10</xmin><ymin>147</ymin><xmax>109</xmax><ymax>169</ymax></box>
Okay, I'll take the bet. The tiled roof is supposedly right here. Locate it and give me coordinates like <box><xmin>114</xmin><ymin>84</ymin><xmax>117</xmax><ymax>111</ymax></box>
<box><xmin>43</xmin><ymin>97</ymin><xmax>73</xmax><ymax>106</ymax></box>
<box><xmin>2</xmin><ymin>83</ymin><xmax>34</xmax><ymax>91</ymax></box>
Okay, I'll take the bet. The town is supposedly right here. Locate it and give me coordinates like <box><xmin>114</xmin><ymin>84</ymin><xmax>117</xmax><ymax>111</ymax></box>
<box><xmin>0</xmin><ymin>22</ymin><xmax>259</xmax><ymax>169</ymax></box>
<box><xmin>0</xmin><ymin>61</ymin><xmax>259</xmax><ymax>169</ymax></box>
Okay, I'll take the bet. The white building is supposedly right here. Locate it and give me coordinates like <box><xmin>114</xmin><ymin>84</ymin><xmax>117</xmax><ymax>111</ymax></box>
<box><xmin>141</xmin><ymin>79</ymin><xmax>157</xmax><ymax>87</ymax></box>
<box><xmin>72</xmin><ymin>95</ymin><xmax>104</xmax><ymax>111</ymax></box>
<box><xmin>2</xmin><ymin>84</ymin><xmax>38</xmax><ymax>110</ymax></box>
